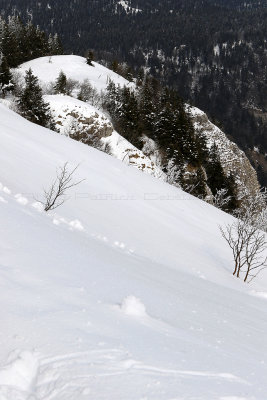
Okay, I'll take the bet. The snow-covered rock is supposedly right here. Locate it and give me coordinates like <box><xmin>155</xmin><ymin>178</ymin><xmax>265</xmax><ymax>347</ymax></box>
<box><xmin>46</xmin><ymin>94</ymin><xmax>164</xmax><ymax>179</ymax></box>
<box><xmin>47</xmin><ymin>95</ymin><xmax>113</xmax><ymax>138</ymax></box>
<box><xmin>189</xmin><ymin>106</ymin><xmax>260</xmax><ymax>199</ymax></box>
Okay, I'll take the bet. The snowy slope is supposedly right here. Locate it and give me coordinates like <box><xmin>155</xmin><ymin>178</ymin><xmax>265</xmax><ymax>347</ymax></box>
<box><xmin>1</xmin><ymin>104</ymin><xmax>267</xmax><ymax>400</ymax></box>
<box><xmin>18</xmin><ymin>55</ymin><xmax>133</xmax><ymax>92</ymax></box>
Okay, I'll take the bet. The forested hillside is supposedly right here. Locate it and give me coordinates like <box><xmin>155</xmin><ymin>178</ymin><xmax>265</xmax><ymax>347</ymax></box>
<box><xmin>1</xmin><ymin>0</ymin><xmax>266</xmax><ymax>184</ymax></box>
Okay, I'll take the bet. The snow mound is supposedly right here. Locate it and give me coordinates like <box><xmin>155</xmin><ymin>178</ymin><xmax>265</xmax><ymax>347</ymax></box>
<box><xmin>0</xmin><ymin>351</ymin><xmax>39</xmax><ymax>393</ymax></box>
<box><xmin>18</xmin><ymin>55</ymin><xmax>133</xmax><ymax>93</ymax></box>
<box><xmin>121</xmin><ymin>296</ymin><xmax>147</xmax><ymax>317</ymax></box>
<box><xmin>69</xmin><ymin>219</ymin><xmax>84</xmax><ymax>231</ymax></box>
<box><xmin>15</xmin><ymin>194</ymin><xmax>28</xmax><ymax>205</ymax></box>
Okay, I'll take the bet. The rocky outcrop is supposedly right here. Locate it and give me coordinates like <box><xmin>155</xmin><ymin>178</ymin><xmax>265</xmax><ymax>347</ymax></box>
<box><xmin>45</xmin><ymin>94</ymin><xmax>260</xmax><ymax>203</ymax></box>
<box><xmin>189</xmin><ymin>106</ymin><xmax>260</xmax><ymax>200</ymax></box>
<box><xmin>45</xmin><ymin>95</ymin><xmax>164</xmax><ymax>180</ymax></box>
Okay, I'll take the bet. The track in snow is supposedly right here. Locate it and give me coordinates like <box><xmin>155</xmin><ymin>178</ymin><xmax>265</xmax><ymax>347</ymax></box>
<box><xmin>0</xmin><ymin>348</ymin><xmax>249</xmax><ymax>400</ymax></box>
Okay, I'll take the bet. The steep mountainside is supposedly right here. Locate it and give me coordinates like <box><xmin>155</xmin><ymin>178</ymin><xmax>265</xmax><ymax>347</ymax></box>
<box><xmin>14</xmin><ymin>55</ymin><xmax>260</xmax><ymax>204</ymax></box>
<box><xmin>0</xmin><ymin>0</ymin><xmax>266</xmax><ymax>182</ymax></box>
<box><xmin>189</xmin><ymin>107</ymin><xmax>260</xmax><ymax>201</ymax></box>
<box><xmin>1</xmin><ymin>101</ymin><xmax>267</xmax><ymax>399</ymax></box>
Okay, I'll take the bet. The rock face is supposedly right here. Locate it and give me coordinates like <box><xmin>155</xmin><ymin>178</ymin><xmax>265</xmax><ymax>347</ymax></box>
<box><xmin>189</xmin><ymin>106</ymin><xmax>260</xmax><ymax>200</ymax></box>
<box><xmin>45</xmin><ymin>94</ymin><xmax>260</xmax><ymax>202</ymax></box>
<box><xmin>46</xmin><ymin>94</ymin><xmax>164</xmax><ymax>180</ymax></box>
<box><xmin>46</xmin><ymin>95</ymin><xmax>113</xmax><ymax>143</ymax></box>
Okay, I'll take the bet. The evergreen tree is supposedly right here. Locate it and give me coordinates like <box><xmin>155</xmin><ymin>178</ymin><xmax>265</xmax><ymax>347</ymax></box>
<box><xmin>86</xmin><ymin>50</ymin><xmax>94</xmax><ymax>66</ymax></box>
<box><xmin>104</xmin><ymin>80</ymin><xmax>120</xmax><ymax>120</ymax></box>
<box><xmin>138</xmin><ymin>77</ymin><xmax>157</xmax><ymax>137</ymax></box>
<box><xmin>48</xmin><ymin>33</ymin><xmax>63</xmax><ymax>55</ymax></box>
<box><xmin>118</xmin><ymin>86</ymin><xmax>141</xmax><ymax>147</ymax></box>
<box><xmin>17</xmin><ymin>68</ymin><xmax>55</xmax><ymax>129</ymax></box>
<box><xmin>225</xmin><ymin>173</ymin><xmax>239</xmax><ymax>213</ymax></box>
<box><xmin>1</xmin><ymin>23</ymin><xmax>20</xmax><ymax>67</ymax></box>
<box><xmin>206</xmin><ymin>143</ymin><xmax>238</xmax><ymax>212</ymax></box>
<box><xmin>54</xmin><ymin>71</ymin><xmax>67</xmax><ymax>94</ymax></box>
<box><xmin>190</xmin><ymin>167</ymin><xmax>208</xmax><ymax>199</ymax></box>
<box><xmin>7</xmin><ymin>15</ymin><xmax>25</xmax><ymax>65</ymax></box>
<box><xmin>206</xmin><ymin>143</ymin><xmax>226</xmax><ymax>195</ymax></box>
<box><xmin>109</xmin><ymin>59</ymin><xmax>119</xmax><ymax>73</ymax></box>
<box><xmin>0</xmin><ymin>53</ymin><xmax>13</xmax><ymax>97</ymax></box>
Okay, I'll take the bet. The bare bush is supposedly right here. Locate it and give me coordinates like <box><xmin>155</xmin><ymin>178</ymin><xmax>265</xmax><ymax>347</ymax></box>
<box><xmin>37</xmin><ymin>162</ymin><xmax>84</xmax><ymax>211</ymax></box>
<box><xmin>77</xmin><ymin>79</ymin><xmax>102</xmax><ymax>107</ymax></box>
<box><xmin>220</xmin><ymin>191</ymin><xmax>267</xmax><ymax>283</ymax></box>
<box><xmin>66</xmin><ymin>78</ymin><xmax>79</xmax><ymax>95</ymax></box>
<box><xmin>212</xmin><ymin>188</ymin><xmax>231</xmax><ymax>210</ymax></box>
<box><xmin>43</xmin><ymin>81</ymin><xmax>56</xmax><ymax>95</ymax></box>
<box><xmin>77</xmin><ymin>79</ymin><xmax>95</xmax><ymax>101</ymax></box>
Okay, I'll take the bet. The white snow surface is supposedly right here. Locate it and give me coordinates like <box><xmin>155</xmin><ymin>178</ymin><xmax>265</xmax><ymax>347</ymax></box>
<box><xmin>18</xmin><ymin>55</ymin><xmax>133</xmax><ymax>92</ymax></box>
<box><xmin>0</xmin><ymin>102</ymin><xmax>267</xmax><ymax>399</ymax></box>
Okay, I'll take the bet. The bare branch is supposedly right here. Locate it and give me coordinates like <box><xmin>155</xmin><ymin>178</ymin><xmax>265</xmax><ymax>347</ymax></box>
<box><xmin>220</xmin><ymin>190</ymin><xmax>267</xmax><ymax>283</ymax></box>
<box><xmin>37</xmin><ymin>162</ymin><xmax>85</xmax><ymax>211</ymax></box>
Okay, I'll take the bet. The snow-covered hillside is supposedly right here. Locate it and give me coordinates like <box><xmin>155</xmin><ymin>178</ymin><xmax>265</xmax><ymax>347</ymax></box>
<box><xmin>46</xmin><ymin>94</ymin><xmax>165</xmax><ymax>179</ymax></box>
<box><xmin>1</xmin><ymin>102</ymin><xmax>267</xmax><ymax>399</ymax></box>
<box><xmin>18</xmin><ymin>55</ymin><xmax>132</xmax><ymax>92</ymax></box>
<box><xmin>15</xmin><ymin>56</ymin><xmax>260</xmax><ymax>200</ymax></box>
<box><xmin>16</xmin><ymin>56</ymin><xmax>164</xmax><ymax>179</ymax></box>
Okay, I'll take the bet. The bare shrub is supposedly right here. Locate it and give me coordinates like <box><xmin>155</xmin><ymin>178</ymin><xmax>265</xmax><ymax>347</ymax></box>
<box><xmin>43</xmin><ymin>81</ymin><xmax>56</xmax><ymax>95</ymax></box>
<box><xmin>37</xmin><ymin>162</ymin><xmax>84</xmax><ymax>211</ymax></box>
<box><xmin>220</xmin><ymin>191</ymin><xmax>267</xmax><ymax>282</ymax></box>
<box><xmin>212</xmin><ymin>188</ymin><xmax>231</xmax><ymax>210</ymax></box>
<box><xmin>66</xmin><ymin>78</ymin><xmax>79</xmax><ymax>95</ymax></box>
<box><xmin>77</xmin><ymin>79</ymin><xmax>102</xmax><ymax>107</ymax></box>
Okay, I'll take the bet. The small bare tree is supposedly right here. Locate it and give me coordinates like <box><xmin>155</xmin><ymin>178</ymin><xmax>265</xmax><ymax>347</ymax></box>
<box><xmin>220</xmin><ymin>191</ymin><xmax>267</xmax><ymax>283</ymax></box>
<box><xmin>212</xmin><ymin>188</ymin><xmax>231</xmax><ymax>210</ymax></box>
<box><xmin>38</xmin><ymin>162</ymin><xmax>84</xmax><ymax>211</ymax></box>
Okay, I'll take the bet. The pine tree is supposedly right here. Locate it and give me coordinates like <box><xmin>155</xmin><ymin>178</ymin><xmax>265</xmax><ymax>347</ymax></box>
<box><xmin>110</xmin><ymin>60</ymin><xmax>119</xmax><ymax>73</ymax></box>
<box><xmin>54</xmin><ymin>71</ymin><xmax>67</xmax><ymax>94</ymax></box>
<box><xmin>206</xmin><ymin>143</ymin><xmax>238</xmax><ymax>212</ymax></box>
<box><xmin>17</xmin><ymin>68</ymin><xmax>55</xmax><ymax>129</ymax></box>
<box><xmin>104</xmin><ymin>80</ymin><xmax>120</xmax><ymax>120</ymax></box>
<box><xmin>206</xmin><ymin>143</ymin><xmax>226</xmax><ymax>195</ymax></box>
<box><xmin>48</xmin><ymin>33</ymin><xmax>63</xmax><ymax>55</ymax></box>
<box><xmin>1</xmin><ymin>23</ymin><xmax>20</xmax><ymax>67</ymax></box>
<box><xmin>7</xmin><ymin>16</ymin><xmax>25</xmax><ymax>65</ymax></box>
<box><xmin>0</xmin><ymin>53</ymin><xmax>13</xmax><ymax>97</ymax></box>
<box><xmin>225</xmin><ymin>173</ymin><xmax>239</xmax><ymax>213</ymax></box>
<box><xmin>118</xmin><ymin>86</ymin><xmax>141</xmax><ymax>147</ymax></box>
<box><xmin>138</xmin><ymin>77</ymin><xmax>157</xmax><ymax>137</ymax></box>
<box><xmin>86</xmin><ymin>50</ymin><xmax>94</xmax><ymax>66</ymax></box>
